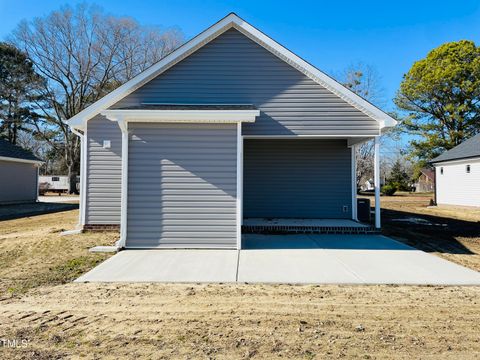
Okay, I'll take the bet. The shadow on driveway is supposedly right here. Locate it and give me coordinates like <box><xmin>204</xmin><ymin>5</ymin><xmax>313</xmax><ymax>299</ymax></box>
<box><xmin>243</xmin><ymin>234</ymin><xmax>414</xmax><ymax>250</ymax></box>
<box><xmin>0</xmin><ymin>202</ymin><xmax>78</xmax><ymax>221</ymax></box>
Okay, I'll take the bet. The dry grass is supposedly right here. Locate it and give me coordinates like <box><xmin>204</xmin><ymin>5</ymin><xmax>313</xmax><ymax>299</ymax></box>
<box><xmin>0</xmin><ymin>210</ymin><xmax>117</xmax><ymax>296</ymax></box>
<box><xmin>0</xmin><ymin>205</ymin><xmax>479</xmax><ymax>359</ymax></box>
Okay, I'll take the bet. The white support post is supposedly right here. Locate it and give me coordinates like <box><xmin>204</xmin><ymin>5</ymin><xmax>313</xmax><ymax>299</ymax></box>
<box><xmin>71</xmin><ymin>127</ymin><xmax>87</xmax><ymax>227</ymax></box>
<box><xmin>118</xmin><ymin>119</ymin><xmax>129</xmax><ymax>248</ymax></box>
<box><xmin>79</xmin><ymin>130</ymin><xmax>87</xmax><ymax>226</ymax></box>
<box><xmin>236</xmin><ymin>122</ymin><xmax>243</xmax><ymax>250</ymax></box>
<box><xmin>351</xmin><ymin>145</ymin><xmax>357</xmax><ymax>221</ymax></box>
<box><xmin>374</xmin><ymin>136</ymin><xmax>381</xmax><ymax>229</ymax></box>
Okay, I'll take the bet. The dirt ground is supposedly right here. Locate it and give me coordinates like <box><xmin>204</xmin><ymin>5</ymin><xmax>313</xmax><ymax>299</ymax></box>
<box><xmin>1</xmin><ymin>283</ymin><xmax>479</xmax><ymax>359</ymax></box>
<box><xmin>0</xmin><ymin>198</ymin><xmax>479</xmax><ymax>359</ymax></box>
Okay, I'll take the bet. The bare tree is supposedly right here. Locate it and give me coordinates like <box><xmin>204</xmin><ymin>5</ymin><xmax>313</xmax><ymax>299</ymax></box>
<box><xmin>337</xmin><ymin>62</ymin><xmax>389</xmax><ymax>190</ymax></box>
<box><xmin>338</xmin><ymin>62</ymin><xmax>385</xmax><ymax>107</ymax></box>
<box><xmin>10</xmin><ymin>4</ymin><xmax>184</xmax><ymax>192</ymax></box>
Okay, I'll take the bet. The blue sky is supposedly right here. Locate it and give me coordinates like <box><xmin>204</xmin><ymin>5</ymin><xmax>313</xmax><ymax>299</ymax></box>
<box><xmin>1</xmin><ymin>0</ymin><xmax>480</xmax><ymax>113</ymax></box>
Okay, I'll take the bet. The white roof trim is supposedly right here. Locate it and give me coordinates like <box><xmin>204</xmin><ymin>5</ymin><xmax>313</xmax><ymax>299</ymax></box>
<box><xmin>68</xmin><ymin>13</ymin><xmax>397</xmax><ymax>130</ymax></box>
<box><xmin>101</xmin><ymin>109</ymin><xmax>259</xmax><ymax>123</ymax></box>
<box><xmin>0</xmin><ymin>155</ymin><xmax>43</xmax><ymax>165</ymax></box>
<box><xmin>431</xmin><ymin>156</ymin><xmax>480</xmax><ymax>166</ymax></box>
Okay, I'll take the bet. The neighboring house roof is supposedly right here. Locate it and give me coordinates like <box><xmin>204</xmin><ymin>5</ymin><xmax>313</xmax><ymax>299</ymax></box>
<box><xmin>67</xmin><ymin>13</ymin><xmax>397</xmax><ymax>130</ymax></box>
<box><xmin>0</xmin><ymin>139</ymin><xmax>42</xmax><ymax>164</ymax></box>
<box><xmin>431</xmin><ymin>133</ymin><xmax>480</xmax><ymax>164</ymax></box>
<box><xmin>420</xmin><ymin>168</ymin><xmax>434</xmax><ymax>181</ymax></box>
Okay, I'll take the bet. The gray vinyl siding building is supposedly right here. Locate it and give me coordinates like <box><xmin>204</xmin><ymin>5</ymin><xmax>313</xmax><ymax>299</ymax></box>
<box><xmin>113</xmin><ymin>29</ymin><xmax>380</xmax><ymax>137</ymax></box>
<box><xmin>127</xmin><ymin>123</ymin><xmax>237</xmax><ymax>248</ymax></box>
<box><xmin>0</xmin><ymin>139</ymin><xmax>42</xmax><ymax>205</ymax></box>
<box><xmin>86</xmin><ymin>116</ymin><xmax>122</xmax><ymax>224</ymax></box>
<box><xmin>72</xmin><ymin>13</ymin><xmax>396</xmax><ymax>249</ymax></box>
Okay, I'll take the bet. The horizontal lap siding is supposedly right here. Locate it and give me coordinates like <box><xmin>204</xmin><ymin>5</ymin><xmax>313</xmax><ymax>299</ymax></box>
<box><xmin>126</xmin><ymin>123</ymin><xmax>237</xmax><ymax>248</ymax></box>
<box><xmin>112</xmin><ymin>29</ymin><xmax>379</xmax><ymax>136</ymax></box>
<box><xmin>86</xmin><ymin>116</ymin><xmax>122</xmax><ymax>224</ymax></box>
<box><xmin>243</xmin><ymin>139</ymin><xmax>352</xmax><ymax>218</ymax></box>
<box><xmin>436</xmin><ymin>159</ymin><xmax>480</xmax><ymax>207</ymax></box>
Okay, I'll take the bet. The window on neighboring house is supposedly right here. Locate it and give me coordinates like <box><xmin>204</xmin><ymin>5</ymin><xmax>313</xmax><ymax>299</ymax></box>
<box><xmin>440</xmin><ymin>167</ymin><xmax>443</xmax><ymax>175</ymax></box>
<box><xmin>52</xmin><ymin>176</ymin><xmax>60</xmax><ymax>181</ymax></box>
<box><xmin>466</xmin><ymin>165</ymin><xmax>471</xmax><ymax>173</ymax></box>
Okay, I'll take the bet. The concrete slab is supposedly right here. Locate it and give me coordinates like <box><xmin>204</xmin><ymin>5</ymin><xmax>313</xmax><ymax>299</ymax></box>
<box><xmin>237</xmin><ymin>249</ymin><xmax>364</xmax><ymax>284</ymax></box>
<box><xmin>76</xmin><ymin>235</ymin><xmax>480</xmax><ymax>285</ymax></box>
<box><xmin>328</xmin><ymin>248</ymin><xmax>480</xmax><ymax>285</ymax></box>
<box><xmin>76</xmin><ymin>249</ymin><xmax>238</xmax><ymax>283</ymax></box>
<box><xmin>239</xmin><ymin>235</ymin><xmax>480</xmax><ymax>285</ymax></box>
<box><xmin>89</xmin><ymin>246</ymin><xmax>118</xmax><ymax>253</ymax></box>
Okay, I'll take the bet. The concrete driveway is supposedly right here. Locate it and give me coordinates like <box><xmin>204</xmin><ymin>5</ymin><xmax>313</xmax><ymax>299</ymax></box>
<box><xmin>76</xmin><ymin>234</ymin><xmax>480</xmax><ymax>285</ymax></box>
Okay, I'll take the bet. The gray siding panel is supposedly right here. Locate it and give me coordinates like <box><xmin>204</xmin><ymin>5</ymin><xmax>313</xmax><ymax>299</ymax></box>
<box><xmin>243</xmin><ymin>139</ymin><xmax>352</xmax><ymax>218</ymax></box>
<box><xmin>126</xmin><ymin>123</ymin><xmax>237</xmax><ymax>248</ymax></box>
<box><xmin>86</xmin><ymin>115</ymin><xmax>122</xmax><ymax>224</ymax></box>
<box><xmin>0</xmin><ymin>160</ymin><xmax>37</xmax><ymax>204</ymax></box>
<box><xmin>112</xmin><ymin>29</ymin><xmax>379</xmax><ymax>136</ymax></box>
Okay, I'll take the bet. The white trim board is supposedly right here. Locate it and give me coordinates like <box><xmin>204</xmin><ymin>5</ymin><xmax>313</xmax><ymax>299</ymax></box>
<box><xmin>243</xmin><ymin>135</ymin><xmax>378</xmax><ymax>139</ymax></box>
<box><xmin>236</xmin><ymin>122</ymin><xmax>243</xmax><ymax>250</ymax></box>
<box><xmin>432</xmin><ymin>157</ymin><xmax>480</xmax><ymax>166</ymax></box>
<box><xmin>101</xmin><ymin>109</ymin><xmax>259</xmax><ymax>123</ymax></box>
<box><xmin>67</xmin><ymin>13</ymin><xmax>397</xmax><ymax>130</ymax></box>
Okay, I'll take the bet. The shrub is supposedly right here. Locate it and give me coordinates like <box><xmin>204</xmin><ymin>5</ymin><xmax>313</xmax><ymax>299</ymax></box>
<box><xmin>381</xmin><ymin>184</ymin><xmax>397</xmax><ymax>196</ymax></box>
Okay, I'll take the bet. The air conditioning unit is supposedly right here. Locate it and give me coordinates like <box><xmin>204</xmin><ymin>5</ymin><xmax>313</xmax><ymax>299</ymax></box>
<box><xmin>357</xmin><ymin>198</ymin><xmax>371</xmax><ymax>223</ymax></box>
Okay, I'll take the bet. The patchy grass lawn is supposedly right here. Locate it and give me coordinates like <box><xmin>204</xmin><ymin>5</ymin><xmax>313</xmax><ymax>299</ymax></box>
<box><xmin>0</xmin><ymin>206</ymin><xmax>479</xmax><ymax>359</ymax></box>
<box><xmin>0</xmin><ymin>210</ymin><xmax>117</xmax><ymax>296</ymax></box>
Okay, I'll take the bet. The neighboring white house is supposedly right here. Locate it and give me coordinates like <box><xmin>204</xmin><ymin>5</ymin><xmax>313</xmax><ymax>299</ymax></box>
<box><xmin>431</xmin><ymin>133</ymin><xmax>480</xmax><ymax>207</ymax></box>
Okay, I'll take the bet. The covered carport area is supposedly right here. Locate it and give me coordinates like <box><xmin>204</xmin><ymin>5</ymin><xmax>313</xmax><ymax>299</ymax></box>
<box><xmin>241</xmin><ymin>136</ymin><xmax>381</xmax><ymax>236</ymax></box>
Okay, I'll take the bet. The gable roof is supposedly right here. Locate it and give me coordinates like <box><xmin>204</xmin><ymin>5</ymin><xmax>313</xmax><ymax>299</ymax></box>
<box><xmin>67</xmin><ymin>13</ymin><xmax>397</xmax><ymax>130</ymax></box>
<box><xmin>0</xmin><ymin>139</ymin><xmax>42</xmax><ymax>164</ymax></box>
<box><xmin>431</xmin><ymin>133</ymin><xmax>480</xmax><ymax>164</ymax></box>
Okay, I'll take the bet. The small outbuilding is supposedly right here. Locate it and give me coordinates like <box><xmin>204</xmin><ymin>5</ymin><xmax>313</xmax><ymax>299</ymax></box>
<box><xmin>0</xmin><ymin>139</ymin><xmax>43</xmax><ymax>204</ymax></box>
<box><xmin>431</xmin><ymin>133</ymin><xmax>480</xmax><ymax>207</ymax></box>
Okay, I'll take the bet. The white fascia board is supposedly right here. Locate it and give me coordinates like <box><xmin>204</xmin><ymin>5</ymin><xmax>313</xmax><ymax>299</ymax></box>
<box><xmin>67</xmin><ymin>14</ymin><xmax>240</xmax><ymax>129</ymax></box>
<box><xmin>233</xmin><ymin>20</ymin><xmax>397</xmax><ymax>129</ymax></box>
<box><xmin>0</xmin><ymin>155</ymin><xmax>43</xmax><ymax>165</ymax></box>
<box><xmin>243</xmin><ymin>134</ymin><xmax>378</xmax><ymax>139</ymax></box>
<box><xmin>67</xmin><ymin>13</ymin><xmax>396</xmax><ymax>130</ymax></box>
<box><xmin>101</xmin><ymin>109</ymin><xmax>259</xmax><ymax>123</ymax></box>
<box><xmin>432</xmin><ymin>156</ymin><xmax>480</xmax><ymax>166</ymax></box>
